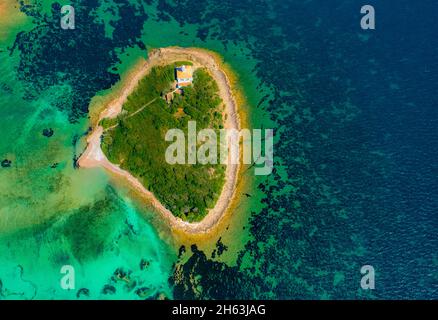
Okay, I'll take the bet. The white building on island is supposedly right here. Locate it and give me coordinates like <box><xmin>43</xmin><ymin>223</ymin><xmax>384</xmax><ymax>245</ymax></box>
<box><xmin>175</xmin><ymin>65</ymin><xmax>193</xmax><ymax>88</ymax></box>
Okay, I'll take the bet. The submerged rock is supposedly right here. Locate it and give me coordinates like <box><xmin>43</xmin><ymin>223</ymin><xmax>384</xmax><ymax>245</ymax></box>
<box><xmin>101</xmin><ymin>284</ymin><xmax>116</xmax><ymax>295</ymax></box>
<box><xmin>135</xmin><ymin>287</ymin><xmax>151</xmax><ymax>298</ymax></box>
<box><xmin>113</xmin><ymin>267</ymin><xmax>130</xmax><ymax>282</ymax></box>
<box><xmin>140</xmin><ymin>259</ymin><xmax>150</xmax><ymax>270</ymax></box>
<box><xmin>76</xmin><ymin>288</ymin><xmax>90</xmax><ymax>298</ymax></box>
<box><xmin>42</xmin><ymin>128</ymin><xmax>54</xmax><ymax>137</ymax></box>
<box><xmin>1</xmin><ymin>159</ymin><xmax>11</xmax><ymax>168</ymax></box>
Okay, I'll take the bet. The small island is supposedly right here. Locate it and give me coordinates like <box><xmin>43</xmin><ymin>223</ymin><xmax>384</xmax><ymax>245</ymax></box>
<box><xmin>78</xmin><ymin>47</ymin><xmax>241</xmax><ymax>233</ymax></box>
<box><xmin>102</xmin><ymin>62</ymin><xmax>226</xmax><ymax>221</ymax></box>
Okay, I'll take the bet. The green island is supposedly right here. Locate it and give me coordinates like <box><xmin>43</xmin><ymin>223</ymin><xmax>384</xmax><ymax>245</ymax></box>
<box><xmin>101</xmin><ymin>62</ymin><xmax>226</xmax><ymax>222</ymax></box>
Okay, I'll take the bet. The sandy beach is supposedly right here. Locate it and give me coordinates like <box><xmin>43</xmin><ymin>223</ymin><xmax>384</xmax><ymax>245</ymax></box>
<box><xmin>78</xmin><ymin>47</ymin><xmax>241</xmax><ymax>234</ymax></box>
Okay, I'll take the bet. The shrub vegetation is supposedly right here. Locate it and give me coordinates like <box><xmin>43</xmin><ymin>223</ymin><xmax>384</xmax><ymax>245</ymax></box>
<box><xmin>101</xmin><ymin>63</ymin><xmax>226</xmax><ymax>221</ymax></box>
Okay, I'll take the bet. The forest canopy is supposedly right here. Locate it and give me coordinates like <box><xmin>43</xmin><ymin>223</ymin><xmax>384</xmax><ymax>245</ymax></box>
<box><xmin>101</xmin><ymin>63</ymin><xmax>226</xmax><ymax>222</ymax></box>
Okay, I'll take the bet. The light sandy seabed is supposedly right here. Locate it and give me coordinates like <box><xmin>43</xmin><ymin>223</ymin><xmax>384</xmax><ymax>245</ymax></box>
<box><xmin>0</xmin><ymin>1</ymin><xmax>27</xmax><ymax>41</ymax></box>
<box><xmin>78</xmin><ymin>47</ymin><xmax>242</xmax><ymax>235</ymax></box>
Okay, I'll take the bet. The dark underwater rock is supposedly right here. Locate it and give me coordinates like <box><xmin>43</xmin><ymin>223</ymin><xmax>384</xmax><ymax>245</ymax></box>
<box><xmin>113</xmin><ymin>267</ymin><xmax>129</xmax><ymax>281</ymax></box>
<box><xmin>101</xmin><ymin>284</ymin><xmax>116</xmax><ymax>295</ymax></box>
<box><xmin>76</xmin><ymin>288</ymin><xmax>90</xmax><ymax>298</ymax></box>
<box><xmin>1</xmin><ymin>159</ymin><xmax>12</xmax><ymax>168</ymax></box>
<box><xmin>140</xmin><ymin>259</ymin><xmax>150</xmax><ymax>270</ymax></box>
<box><xmin>42</xmin><ymin>128</ymin><xmax>54</xmax><ymax>137</ymax></box>
<box><xmin>135</xmin><ymin>287</ymin><xmax>151</xmax><ymax>298</ymax></box>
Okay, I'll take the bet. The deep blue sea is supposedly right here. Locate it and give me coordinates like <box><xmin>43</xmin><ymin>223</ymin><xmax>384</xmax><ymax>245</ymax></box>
<box><xmin>170</xmin><ymin>0</ymin><xmax>438</xmax><ymax>299</ymax></box>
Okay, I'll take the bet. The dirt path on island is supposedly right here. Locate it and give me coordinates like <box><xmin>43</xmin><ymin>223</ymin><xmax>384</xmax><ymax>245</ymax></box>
<box><xmin>78</xmin><ymin>47</ymin><xmax>241</xmax><ymax>234</ymax></box>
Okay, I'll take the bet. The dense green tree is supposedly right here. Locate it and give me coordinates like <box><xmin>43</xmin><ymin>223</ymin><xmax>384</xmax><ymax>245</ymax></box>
<box><xmin>102</xmin><ymin>63</ymin><xmax>226</xmax><ymax>221</ymax></box>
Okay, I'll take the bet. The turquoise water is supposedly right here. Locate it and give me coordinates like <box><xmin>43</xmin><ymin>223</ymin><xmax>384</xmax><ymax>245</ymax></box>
<box><xmin>0</xmin><ymin>0</ymin><xmax>261</xmax><ymax>300</ymax></box>
<box><xmin>0</xmin><ymin>9</ymin><xmax>175</xmax><ymax>299</ymax></box>
<box><xmin>0</xmin><ymin>192</ymin><xmax>174</xmax><ymax>299</ymax></box>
